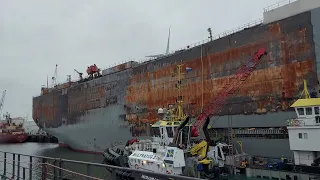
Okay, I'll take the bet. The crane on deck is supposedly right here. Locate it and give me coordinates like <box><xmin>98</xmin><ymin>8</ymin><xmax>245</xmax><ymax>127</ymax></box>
<box><xmin>0</xmin><ymin>90</ymin><xmax>6</xmax><ymax>119</ymax></box>
<box><xmin>74</xmin><ymin>69</ymin><xmax>83</xmax><ymax>81</ymax></box>
<box><xmin>190</xmin><ymin>48</ymin><xmax>268</xmax><ymax>137</ymax></box>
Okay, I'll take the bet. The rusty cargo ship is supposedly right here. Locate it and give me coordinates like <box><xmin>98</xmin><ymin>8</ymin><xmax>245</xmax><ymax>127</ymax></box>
<box><xmin>32</xmin><ymin>0</ymin><xmax>320</xmax><ymax>157</ymax></box>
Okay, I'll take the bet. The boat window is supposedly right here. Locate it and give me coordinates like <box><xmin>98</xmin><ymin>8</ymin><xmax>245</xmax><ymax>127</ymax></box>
<box><xmin>316</xmin><ymin>116</ymin><xmax>320</xmax><ymax>123</ymax></box>
<box><xmin>298</xmin><ymin>133</ymin><xmax>302</xmax><ymax>139</ymax></box>
<box><xmin>315</xmin><ymin>107</ymin><xmax>319</xmax><ymax>115</ymax></box>
<box><xmin>306</xmin><ymin>107</ymin><xmax>312</xmax><ymax>115</ymax></box>
<box><xmin>166</xmin><ymin>127</ymin><xmax>173</xmax><ymax>138</ymax></box>
<box><xmin>297</xmin><ymin>108</ymin><xmax>304</xmax><ymax>115</ymax></box>
<box><xmin>303</xmin><ymin>133</ymin><xmax>308</xmax><ymax>139</ymax></box>
<box><xmin>151</xmin><ymin>127</ymin><xmax>160</xmax><ymax>137</ymax></box>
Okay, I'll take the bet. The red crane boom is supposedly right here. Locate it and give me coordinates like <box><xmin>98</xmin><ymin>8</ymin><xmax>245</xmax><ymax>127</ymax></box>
<box><xmin>191</xmin><ymin>48</ymin><xmax>268</xmax><ymax>137</ymax></box>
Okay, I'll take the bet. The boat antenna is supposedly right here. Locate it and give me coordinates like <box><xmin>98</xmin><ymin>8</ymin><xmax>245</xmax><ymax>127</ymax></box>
<box><xmin>46</xmin><ymin>75</ymin><xmax>49</xmax><ymax>88</ymax></box>
<box><xmin>207</xmin><ymin>28</ymin><xmax>213</xmax><ymax>41</ymax></box>
<box><xmin>165</xmin><ymin>26</ymin><xmax>171</xmax><ymax>55</ymax></box>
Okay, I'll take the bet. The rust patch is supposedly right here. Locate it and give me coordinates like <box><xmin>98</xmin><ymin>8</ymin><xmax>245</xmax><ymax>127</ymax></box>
<box><xmin>125</xmin><ymin>32</ymin><xmax>314</xmax><ymax>122</ymax></box>
<box><xmin>269</xmin><ymin>23</ymin><xmax>281</xmax><ymax>35</ymax></box>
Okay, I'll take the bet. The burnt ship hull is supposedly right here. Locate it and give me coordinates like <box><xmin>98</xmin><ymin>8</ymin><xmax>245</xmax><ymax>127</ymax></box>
<box><xmin>33</xmin><ymin>3</ymin><xmax>320</xmax><ymax>157</ymax></box>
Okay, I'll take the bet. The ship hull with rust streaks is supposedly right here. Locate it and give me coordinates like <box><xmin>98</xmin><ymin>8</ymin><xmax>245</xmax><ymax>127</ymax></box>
<box><xmin>0</xmin><ymin>133</ymin><xmax>28</xmax><ymax>144</ymax></box>
<box><xmin>33</xmin><ymin>6</ymin><xmax>320</xmax><ymax>157</ymax></box>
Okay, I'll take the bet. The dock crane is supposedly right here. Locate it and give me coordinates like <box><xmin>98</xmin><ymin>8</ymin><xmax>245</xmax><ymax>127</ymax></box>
<box><xmin>74</xmin><ymin>69</ymin><xmax>83</xmax><ymax>81</ymax></box>
<box><xmin>0</xmin><ymin>90</ymin><xmax>6</xmax><ymax>119</ymax></box>
<box><xmin>172</xmin><ymin>48</ymin><xmax>268</xmax><ymax>148</ymax></box>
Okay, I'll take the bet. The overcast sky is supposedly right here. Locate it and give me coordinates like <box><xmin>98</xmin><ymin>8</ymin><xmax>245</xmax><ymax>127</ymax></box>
<box><xmin>0</xmin><ymin>0</ymin><xmax>280</xmax><ymax>120</ymax></box>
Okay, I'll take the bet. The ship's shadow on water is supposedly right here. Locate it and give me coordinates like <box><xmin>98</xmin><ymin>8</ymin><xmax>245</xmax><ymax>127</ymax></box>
<box><xmin>0</xmin><ymin>143</ymin><xmax>110</xmax><ymax>180</ymax></box>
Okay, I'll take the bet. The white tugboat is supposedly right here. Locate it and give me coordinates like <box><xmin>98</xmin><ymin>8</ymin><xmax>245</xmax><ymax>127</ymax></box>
<box><xmin>124</xmin><ymin>64</ymin><xmax>231</xmax><ymax>176</ymax></box>
<box><xmin>287</xmin><ymin>80</ymin><xmax>320</xmax><ymax>166</ymax></box>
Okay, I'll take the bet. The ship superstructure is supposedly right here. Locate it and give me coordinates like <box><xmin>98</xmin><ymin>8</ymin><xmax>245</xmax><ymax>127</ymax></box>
<box><xmin>287</xmin><ymin>80</ymin><xmax>320</xmax><ymax>166</ymax></box>
<box><xmin>33</xmin><ymin>0</ymin><xmax>320</xmax><ymax>157</ymax></box>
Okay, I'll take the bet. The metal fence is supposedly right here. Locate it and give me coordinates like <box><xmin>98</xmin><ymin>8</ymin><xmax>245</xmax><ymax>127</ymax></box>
<box><xmin>0</xmin><ymin>150</ymin><xmax>200</xmax><ymax>180</ymax></box>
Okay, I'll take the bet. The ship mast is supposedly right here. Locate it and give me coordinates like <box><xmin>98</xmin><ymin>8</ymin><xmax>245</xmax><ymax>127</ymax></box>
<box><xmin>175</xmin><ymin>64</ymin><xmax>185</xmax><ymax>121</ymax></box>
<box><xmin>301</xmin><ymin>79</ymin><xmax>311</xmax><ymax>99</ymax></box>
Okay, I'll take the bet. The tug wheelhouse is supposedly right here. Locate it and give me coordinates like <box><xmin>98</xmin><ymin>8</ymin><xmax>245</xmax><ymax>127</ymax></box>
<box><xmin>287</xmin><ymin>80</ymin><xmax>320</xmax><ymax>166</ymax></box>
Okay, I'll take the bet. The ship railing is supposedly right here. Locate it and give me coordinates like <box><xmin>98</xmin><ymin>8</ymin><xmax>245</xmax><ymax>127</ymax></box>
<box><xmin>0</xmin><ymin>150</ymin><xmax>198</xmax><ymax>180</ymax></box>
<box><xmin>234</xmin><ymin>129</ymin><xmax>284</xmax><ymax>135</ymax></box>
<box><xmin>286</xmin><ymin>119</ymin><xmax>306</xmax><ymax>127</ymax></box>
<box><xmin>263</xmin><ymin>0</ymin><xmax>298</xmax><ymax>12</ymax></box>
<box><xmin>35</xmin><ymin>16</ymin><xmax>265</xmax><ymax>91</ymax></box>
<box><xmin>100</xmin><ymin>18</ymin><xmax>263</xmax><ymax>72</ymax></box>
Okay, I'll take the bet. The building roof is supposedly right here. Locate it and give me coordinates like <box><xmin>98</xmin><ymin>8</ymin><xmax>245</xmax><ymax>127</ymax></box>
<box><xmin>290</xmin><ymin>98</ymin><xmax>320</xmax><ymax>107</ymax></box>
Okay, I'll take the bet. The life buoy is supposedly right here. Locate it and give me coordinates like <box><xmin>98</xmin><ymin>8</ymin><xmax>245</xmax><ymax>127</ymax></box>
<box><xmin>135</xmin><ymin>164</ymin><xmax>139</xmax><ymax>169</ymax></box>
<box><xmin>166</xmin><ymin>170</ymin><xmax>172</xmax><ymax>174</ymax></box>
<box><xmin>294</xmin><ymin>120</ymin><xmax>300</xmax><ymax>126</ymax></box>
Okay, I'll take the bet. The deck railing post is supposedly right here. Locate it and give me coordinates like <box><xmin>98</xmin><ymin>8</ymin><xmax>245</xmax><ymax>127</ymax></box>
<box><xmin>3</xmin><ymin>152</ymin><xmax>6</xmax><ymax>177</ymax></box>
<box><xmin>53</xmin><ymin>159</ymin><xmax>57</xmax><ymax>180</ymax></box>
<box><xmin>41</xmin><ymin>158</ymin><xmax>47</xmax><ymax>180</ymax></box>
<box><xmin>58</xmin><ymin>159</ymin><xmax>62</xmax><ymax>180</ymax></box>
<box><xmin>29</xmin><ymin>156</ymin><xmax>32</xmax><ymax>180</ymax></box>
<box><xmin>12</xmin><ymin>153</ymin><xmax>15</xmax><ymax>179</ymax></box>
<box><xmin>23</xmin><ymin>167</ymin><xmax>26</xmax><ymax>180</ymax></box>
<box><xmin>17</xmin><ymin>154</ymin><xmax>20</xmax><ymax>180</ymax></box>
<box><xmin>86</xmin><ymin>164</ymin><xmax>91</xmax><ymax>180</ymax></box>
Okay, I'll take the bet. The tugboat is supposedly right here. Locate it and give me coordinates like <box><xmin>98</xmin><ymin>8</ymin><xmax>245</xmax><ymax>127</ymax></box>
<box><xmin>0</xmin><ymin>112</ymin><xmax>28</xmax><ymax>144</ymax></box>
<box><xmin>285</xmin><ymin>80</ymin><xmax>320</xmax><ymax>172</ymax></box>
<box><xmin>103</xmin><ymin>64</ymin><xmax>236</xmax><ymax>179</ymax></box>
